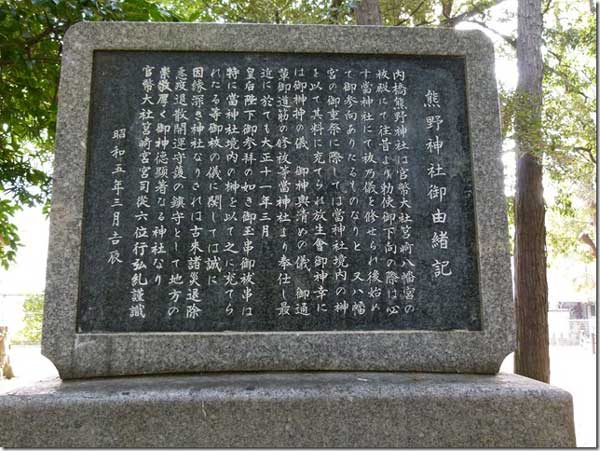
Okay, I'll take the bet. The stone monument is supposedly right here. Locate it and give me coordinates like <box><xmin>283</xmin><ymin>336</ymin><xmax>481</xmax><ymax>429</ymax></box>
<box><xmin>0</xmin><ymin>22</ymin><xmax>575</xmax><ymax>447</ymax></box>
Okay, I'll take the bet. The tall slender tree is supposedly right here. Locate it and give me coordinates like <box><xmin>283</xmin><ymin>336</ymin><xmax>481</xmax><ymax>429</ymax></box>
<box><xmin>513</xmin><ymin>0</ymin><xmax>550</xmax><ymax>382</ymax></box>
<box><xmin>354</xmin><ymin>0</ymin><xmax>382</xmax><ymax>24</ymax></box>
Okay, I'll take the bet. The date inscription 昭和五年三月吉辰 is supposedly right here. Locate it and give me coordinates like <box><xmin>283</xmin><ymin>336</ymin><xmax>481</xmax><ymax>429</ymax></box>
<box><xmin>77</xmin><ymin>51</ymin><xmax>481</xmax><ymax>333</ymax></box>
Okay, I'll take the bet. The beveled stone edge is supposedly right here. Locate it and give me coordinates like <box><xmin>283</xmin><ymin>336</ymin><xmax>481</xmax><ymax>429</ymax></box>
<box><xmin>42</xmin><ymin>22</ymin><xmax>514</xmax><ymax>378</ymax></box>
<box><xmin>0</xmin><ymin>373</ymin><xmax>576</xmax><ymax>448</ymax></box>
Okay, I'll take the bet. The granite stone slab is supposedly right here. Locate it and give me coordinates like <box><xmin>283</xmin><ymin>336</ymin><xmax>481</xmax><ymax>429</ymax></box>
<box><xmin>0</xmin><ymin>372</ymin><xmax>575</xmax><ymax>447</ymax></box>
<box><xmin>43</xmin><ymin>22</ymin><xmax>514</xmax><ymax>378</ymax></box>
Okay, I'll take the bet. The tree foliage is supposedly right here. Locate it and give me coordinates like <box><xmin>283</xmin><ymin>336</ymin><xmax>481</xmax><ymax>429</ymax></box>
<box><xmin>543</xmin><ymin>2</ymin><xmax>595</xmax><ymax>262</ymax></box>
<box><xmin>159</xmin><ymin>0</ymin><xmax>505</xmax><ymax>26</ymax></box>
<box><xmin>500</xmin><ymin>0</ymin><xmax>596</xmax><ymax>263</ymax></box>
<box><xmin>12</xmin><ymin>293</ymin><xmax>44</xmax><ymax>344</ymax></box>
<box><xmin>162</xmin><ymin>0</ymin><xmax>351</xmax><ymax>24</ymax></box>
<box><xmin>0</xmin><ymin>0</ymin><xmax>178</xmax><ymax>268</ymax></box>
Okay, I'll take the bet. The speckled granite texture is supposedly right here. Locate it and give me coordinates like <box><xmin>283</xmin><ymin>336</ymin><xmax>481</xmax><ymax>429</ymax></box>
<box><xmin>43</xmin><ymin>22</ymin><xmax>514</xmax><ymax>378</ymax></box>
<box><xmin>0</xmin><ymin>372</ymin><xmax>575</xmax><ymax>447</ymax></box>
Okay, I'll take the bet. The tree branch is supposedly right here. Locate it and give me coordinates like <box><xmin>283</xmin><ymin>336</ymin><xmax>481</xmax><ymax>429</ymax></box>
<box><xmin>573</xmin><ymin>146</ymin><xmax>596</xmax><ymax>164</ymax></box>
<box><xmin>542</xmin><ymin>0</ymin><xmax>553</xmax><ymax>16</ymax></box>
<box><xmin>0</xmin><ymin>24</ymin><xmax>56</xmax><ymax>50</ymax></box>
<box><xmin>466</xmin><ymin>19</ymin><xmax>517</xmax><ymax>48</ymax></box>
<box><xmin>544</xmin><ymin>50</ymin><xmax>590</xmax><ymax>101</ymax></box>
<box><xmin>0</xmin><ymin>57</ymin><xmax>61</xmax><ymax>67</ymax></box>
<box><xmin>441</xmin><ymin>0</ymin><xmax>512</xmax><ymax>27</ymax></box>
<box><xmin>394</xmin><ymin>0</ymin><xmax>426</xmax><ymax>26</ymax></box>
<box><xmin>578</xmin><ymin>232</ymin><xmax>597</xmax><ymax>258</ymax></box>
<box><xmin>442</xmin><ymin>0</ymin><xmax>454</xmax><ymax>19</ymax></box>
<box><xmin>328</xmin><ymin>0</ymin><xmax>344</xmax><ymax>24</ymax></box>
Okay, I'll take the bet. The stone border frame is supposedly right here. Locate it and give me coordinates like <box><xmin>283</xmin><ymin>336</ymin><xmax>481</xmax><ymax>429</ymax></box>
<box><xmin>42</xmin><ymin>22</ymin><xmax>514</xmax><ymax>378</ymax></box>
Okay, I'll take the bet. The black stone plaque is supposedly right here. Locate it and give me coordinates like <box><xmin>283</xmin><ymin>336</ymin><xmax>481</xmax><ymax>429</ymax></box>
<box><xmin>78</xmin><ymin>50</ymin><xmax>481</xmax><ymax>333</ymax></box>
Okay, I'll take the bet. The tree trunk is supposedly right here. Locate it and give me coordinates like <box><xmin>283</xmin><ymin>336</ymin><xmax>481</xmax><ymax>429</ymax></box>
<box><xmin>354</xmin><ymin>0</ymin><xmax>382</xmax><ymax>25</ymax></box>
<box><xmin>514</xmin><ymin>0</ymin><xmax>550</xmax><ymax>382</ymax></box>
<box><xmin>0</xmin><ymin>326</ymin><xmax>14</xmax><ymax>379</ymax></box>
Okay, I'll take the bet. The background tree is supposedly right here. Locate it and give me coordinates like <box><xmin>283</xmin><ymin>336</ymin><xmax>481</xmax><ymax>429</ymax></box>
<box><xmin>354</xmin><ymin>0</ymin><xmax>382</xmax><ymax>24</ymax></box>
<box><xmin>512</xmin><ymin>0</ymin><xmax>549</xmax><ymax>382</ymax></box>
<box><xmin>0</xmin><ymin>0</ymin><xmax>178</xmax><ymax>268</ymax></box>
<box><xmin>12</xmin><ymin>293</ymin><xmax>44</xmax><ymax>344</ymax></box>
<box><xmin>498</xmin><ymin>0</ymin><xmax>596</xmax><ymax>380</ymax></box>
<box><xmin>542</xmin><ymin>2</ymin><xmax>596</xmax><ymax>262</ymax></box>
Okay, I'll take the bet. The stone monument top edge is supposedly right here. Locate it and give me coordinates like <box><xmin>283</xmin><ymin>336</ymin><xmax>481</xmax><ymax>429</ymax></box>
<box><xmin>61</xmin><ymin>21</ymin><xmax>495</xmax><ymax>56</ymax></box>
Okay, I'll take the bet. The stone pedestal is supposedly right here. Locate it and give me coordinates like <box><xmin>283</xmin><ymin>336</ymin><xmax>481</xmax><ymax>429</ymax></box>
<box><xmin>0</xmin><ymin>372</ymin><xmax>575</xmax><ymax>447</ymax></box>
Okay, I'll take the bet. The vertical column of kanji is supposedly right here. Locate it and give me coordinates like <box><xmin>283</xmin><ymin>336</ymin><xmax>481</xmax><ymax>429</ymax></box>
<box><xmin>306</xmin><ymin>66</ymin><xmax>331</xmax><ymax>319</ymax></box>
<box><xmin>322</xmin><ymin>66</ymin><xmax>343</xmax><ymax>319</ymax></box>
<box><xmin>321</xmin><ymin>66</ymin><xmax>344</xmax><ymax>320</ymax></box>
<box><xmin>151</xmin><ymin>66</ymin><xmax>172</xmax><ymax>321</ymax></box>
<box><xmin>274</xmin><ymin>65</ymin><xmax>299</xmax><ymax>319</ymax></box>
<box><xmin>222</xmin><ymin>65</ymin><xmax>243</xmax><ymax>321</ymax></box>
<box><xmin>391</xmin><ymin>69</ymin><xmax>416</xmax><ymax>317</ymax></box>
<box><xmin>183</xmin><ymin>64</ymin><xmax>207</xmax><ymax>321</ymax></box>
<box><xmin>272</xmin><ymin>66</ymin><xmax>297</xmax><ymax>322</ymax></box>
<box><xmin>221</xmin><ymin>65</ymin><xmax>251</xmax><ymax>322</ymax></box>
<box><xmin>289</xmin><ymin>66</ymin><xmax>312</xmax><ymax>320</ymax></box>
<box><xmin>296</xmin><ymin>68</ymin><xmax>316</xmax><ymax>320</ymax></box>
<box><xmin>170</xmin><ymin>66</ymin><xmax>197</xmax><ymax>321</ymax></box>
<box><xmin>302</xmin><ymin>68</ymin><xmax>329</xmax><ymax>317</ymax></box>
<box><xmin>367</xmin><ymin>67</ymin><xmax>390</xmax><ymax>319</ymax></box>
<box><xmin>233</xmin><ymin>67</ymin><xmax>258</xmax><ymax>322</ymax></box>
<box><xmin>424</xmin><ymin>90</ymin><xmax>452</xmax><ymax>281</ymax></box>
<box><xmin>340</xmin><ymin>67</ymin><xmax>368</xmax><ymax>320</ymax></box>
<box><xmin>128</xmin><ymin>64</ymin><xmax>157</xmax><ymax>322</ymax></box>
<box><xmin>203</xmin><ymin>66</ymin><xmax>225</xmax><ymax>321</ymax></box>
<box><xmin>252</xmin><ymin>65</ymin><xmax>280</xmax><ymax>320</ymax></box>
<box><xmin>107</xmin><ymin>126</ymin><xmax>127</xmax><ymax>293</ymax></box>
<box><xmin>334</xmin><ymin>68</ymin><xmax>357</xmax><ymax>322</ymax></box>
<box><xmin>223</xmin><ymin>67</ymin><xmax>253</xmax><ymax>324</ymax></box>
<box><xmin>278</xmin><ymin>67</ymin><xmax>315</xmax><ymax>321</ymax></box>
<box><xmin>360</xmin><ymin>67</ymin><xmax>383</xmax><ymax>318</ymax></box>
<box><xmin>379</xmin><ymin>67</ymin><xmax>394</xmax><ymax>319</ymax></box>
<box><xmin>236</xmin><ymin>64</ymin><xmax>257</xmax><ymax>322</ymax></box>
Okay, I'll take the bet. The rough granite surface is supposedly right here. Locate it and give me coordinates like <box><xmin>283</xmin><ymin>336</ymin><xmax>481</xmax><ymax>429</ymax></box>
<box><xmin>0</xmin><ymin>372</ymin><xmax>575</xmax><ymax>447</ymax></box>
<box><xmin>43</xmin><ymin>22</ymin><xmax>514</xmax><ymax>378</ymax></box>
